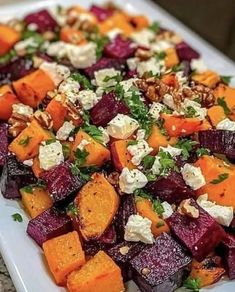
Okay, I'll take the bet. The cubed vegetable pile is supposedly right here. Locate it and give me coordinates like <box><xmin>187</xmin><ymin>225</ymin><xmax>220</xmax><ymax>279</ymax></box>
<box><xmin>1</xmin><ymin>2</ymin><xmax>235</xmax><ymax>292</ymax></box>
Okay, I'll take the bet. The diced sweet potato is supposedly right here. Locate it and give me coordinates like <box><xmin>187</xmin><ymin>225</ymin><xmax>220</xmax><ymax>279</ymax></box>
<box><xmin>0</xmin><ymin>25</ymin><xmax>20</xmax><ymax>56</ymax></box>
<box><xmin>147</xmin><ymin>124</ymin><xmax>178</xmax><ymax>155</ymax></box>
<box><xmin>107</xmin><ymin>241</ymin><xmax>145</xmax><ymax>282</ymax></box>
<box><xmin>60</xmin><ymin>27</ymin><xmax>87</xmax><ymax>45</ymax></box>
<box><xmin>165</xmin><ymin>47</ymin><xmax>179</xmax><ymax>68</ymax></box>
<box><xmin>0</xmin><ymin>155</ymin><xmax>37</xmax><ymax>199</ymax></box>
<box><xmin>21</xmin><ymin>186</ymin><xmax>52</xmax><ymax>218</ymax></box>
<box><xmin>75</xmin><ymin>173</ymin><xmax>119</xmax><ymax>240</ymax></box>
<box><xmin>130</xmin><ymin>15</ymin><xmax>149</xmax><ymax>30</ymax></box>
<box><xmin>135</xmin><ymin>197</ymin><xmax>169</xmax><ymax>237</ymax></box>
<box><xmin>166</xmin><ymin>199</ymin><xmax>226</xmax><ymax>261</ymax></box>
<box><xmin>41</xmin><ymin>161</ymin><xmax>83</xmax><ymax>205</ymax></box>
<box><xmin>145</xmin><ymin>171</ymin><xmax>195</xmax><ymax>204</ymax></box>
<box><xmin>46</xmin><ymin>97</ymin><xmax>68</xmax><ymax>131</ymax></box>
<box><xmin>72</xmin><ymin>129</ymin><xmax>110</xmax><ymax>167</ymax></box>
<box><xmin>0</xmin><ymin>85</ymin><xmax>19</xmax><ymax>120</ymax></box>
<box><xmin>195</xmin><ymin>155</ymin><xmax>235</xmax><ymax>208</ymax></box>
<box><xmin>43</xmin><ymin>231</ymin><xmax>85</xmax><ymax>285</ymax></box>
<box><xmin>207</xmin><ymin>105</ymin><xmax>226</xmax><ymax>127</ymax></box>
<box><xmin>67</xmin><ymin>251</ymin><xmax>124</xmax><ymax>292</ymax></box>
<box><xmin>111</xmin><ymin>140</ymin><xmax>135</xmax><ymax>171</ymax></box>
<box><xmin>8</xmin><ymin>120</ymin><xmax>52</xmax><ymax>161</ymax></box>
<box><xmin>130</xmin><ymin>233</ymin><xmax>191</xmax><ymax>292</ymax></box>
<box><xmin>190</xmin><ymin>255</ymin><xmax>225</xmax><ymax>287</ymax></box>
<box><xmin>192</xmin><ymin>70</ymin><xmax>220</xmax><ymax>88</ymax></box>
<box><xmin>27</xmin><ymin>207</ymin><xmax>72</xmax><ymax>246</ymax></box>
<box><xmin>32</xmin><ymin>157</ymin><xmax>43</xmax><ymax>178</ymax></box>
<box><xmin>13</xmin><ymin>69</ymin><xmax>55</xmax><ymax>108</ymax></box>
<box><xmin>220</xmin><ymin>234</ymin><xmax>235</xmax><ymax>279</ymax></box>
<box><xmin>161</xmin><ymin>73</ymin><xmax>179</xmax><ymax>88</ymax></box>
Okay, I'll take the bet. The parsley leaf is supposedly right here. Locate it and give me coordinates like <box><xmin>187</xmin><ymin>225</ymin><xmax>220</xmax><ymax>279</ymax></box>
<box><xmin>127</xmin><ymin>140</ymin><xmax>138</xmax><ymax>146</ymax></box>
<box><xmin>21</xmin><ymin>185</ymin><xmax>33</xmax><ymax>194</ymax></box>
<box><xmin>94</xmin><ymin>36</ymin><xmax>109</xmax><ymax>59</ymax></box>
<box><xmin>103</xmin><ymin>74</ymin><xmax>122</xmax><ymax>83</ymax></box>
<box><xmin>152</xmin><ymin>199</ymin><xmax>164</xmax><ymax>216</ymax></box>
<box><xmin>114</xmin><ymin>83</ymin><xmax>125</xmax><ymax>100</ymax></box>
<box><xmin>12</xmin><ymin>213</ymin><xmax>23</xmax><ymax>222</ymax></box>
<box><xmin>184</xmin><ymin>106</ymin><xmax>199</xmax><ymax>118</ymax></box>
<box><xmin>155</xmin><ymin>51</ymin><xmax>166</xmax><ymax>60</ymax></box>
<box><xmin>71</xmin><ymin>73</ymin><xmax>94</xmax><ymax>90</ymax></box>
<box><xmin>66</xmin><ymin>202</ymin><xmax>79</xmax><ymax>216</ymax></box>
<box><xmin>175</xmin><ymin>139</ymin><xmax>198</xmax><ymax>160</ymax></box>
<box><xmin>82</xmin><ymin>124</ymin><xmax>103</xmax><ymax>143</ymax></box>
<box><xmin>156</xmin><ymin>220</ymin><xmax>165</xmax><ymax>228</ymax></box>
<box><xmin>220</xmin><ymin>75</ymin><xmax>232</xmax><ymax>85</ymax></box>
<box><xmin>210</xmin><ymin>173</ymin><xmax>229</xmax><ymax>184</ymax></box>
<box><xmin>217</xmin><ymin>97</ymin><xmax>231</xmax><ymax>116</ymax></box>
<box><xmin>134</xmin><ymin>189</ymin><xmax>152</xmax><ymax>200</ymax></box>
<box><xmin>45</xmin><ymin>138</ymin><xmax>56</xmax><ymax>145</ymax></box>
<box><xmin>62</xmin><ymin>143</ymin><xmax>71</xmax><ymax>159</ymax></box>
<box><xmin>21</xmin><ymin>30</ymin><xmax>45</xmax><ymax>54</ymax></box>
<box><xmin>155</xmin><ymin>118</ymin><xmax>168</xmax><ymax>136</ymax></box>
<box><xmin>196</xmin><ymin>147</ymin><xmax>210</xmax><ymax>157</ymax></box>
<box><xmin>148</xmin><ymin>21</ymin><xmax>160</xmax><ymax>33</ymax></box>
<box><xmin>0</xmin><ymin>49</ymin><xmax>17</xmax><ymax>65</ymax></box>
<box><xmin>18</xmin><ymin>136</ymin><xmax>32</xmax><ymax>146</ymax></box>
<box><xmin>74</xmin><ymin>148</ymin><xmax>89</xmax><ymax>168</ymax></box>
<box><xmin>158</xmin><ymin>149</ymin><xmax>177</xmax><ymax>174</ymax></box>
<box><xmin>183</xmin><ymin>277</ymin><xmax>200</xmax><ymax>292</ymax></box>
<box><xmin>171</xmin><ymin>63</ymin><xmax>183</xmax><ymax>73</ymax></box>
<box><xmin>142</xmin><ymin>155</ymin><xmax>155</xmax><ymax>169</ymax></box>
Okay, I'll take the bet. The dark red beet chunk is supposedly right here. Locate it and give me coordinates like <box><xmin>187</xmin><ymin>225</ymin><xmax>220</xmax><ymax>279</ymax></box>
<box><xmin>176</xmin><ymin>41</ymin><xmax>200</xmax><ymax>62</ymax></box>
<box><xmin>99</xmin><ymin>224</ymin><xmax>117</xmax><ymax>244</ymax></box>
<box><xmin>166</xmin><ymin>199</ymin><xmax>226</xmax><ymax>262</ymax></box>
<box><xmin>145</xmin><ymin>171</ymin><xmax>195</xmax><ymax>205</ymax></box>
<box><xmin>40</xmin><ymin>161</ymin><xmax>83</xmax><ymax>205</ymax></box>
<box><xmin>0</xmin><ymin>58</ymin><xmax>34</xmax><ymax>84</ymax></box>
<box><xmin>27</xmin><ymin>207</ymin><xmax>72</xmax><ymax>246</ymax></box>
<box><xmin>219</xmin><ymin>234</ymin><xmax>235</xmax><ymax>279</ymax></box>
<box><xmin>115</xmin><ymin>194</ymin><xmax>137</xmax><ymax>241</ymax></box>
<box><xmin>24</xmin><ymin>9</ymin><xmax>58</xmax><ymax>33</ymax></box>
<box><xmin>130</xmin><ymin>233</ymin><xmax>191</xmax><ymax>292</ymax></box>
<box><xmin>107</xmin><ymin>241</ymin><xmax>145</xmax><ymax>282</ymax></box>
<box><xmin>0</xmin><ymin>155</ymin><xmax>37</xmax><ymax>199</ymax></box>
<box><xmin>199</xmin><ymin>130</ymin><xmax>235</xmax><ymax>160</ymax></box>
<box><xmin>83</xmin><ymin>57</ymin><xmax>126</xmax><ymax>79</ymax></box>
<box><xmin>90</xmin><ymin>92</ymin><xmax>129</xmax><ymax>127</ymax></box>
<box><xmin>0</xmin><ymin>124</ymin><xmax>8</xmax><ymax>168</ymax></box>
<box><xmin>90</xmin><ymin>5</ymin><xmax>114</xmax><ymax>22</ymax></box>
<box><xmin>104</xmin><ymin>35</ymin><xmax>137</xmax><ymax>59</ymax></box>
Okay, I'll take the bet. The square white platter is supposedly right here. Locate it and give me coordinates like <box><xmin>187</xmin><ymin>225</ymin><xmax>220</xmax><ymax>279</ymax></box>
<box><xmin>0</xmin><ymin>1</ymin><xmax>235</xmax><ymax>291</ymax></box>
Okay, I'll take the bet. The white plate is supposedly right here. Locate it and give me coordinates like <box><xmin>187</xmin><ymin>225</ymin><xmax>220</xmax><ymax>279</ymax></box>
<box><xmin>0</xmin><ymin>1</ymin><xmax>235</xmax><ymax>292</ymax></box>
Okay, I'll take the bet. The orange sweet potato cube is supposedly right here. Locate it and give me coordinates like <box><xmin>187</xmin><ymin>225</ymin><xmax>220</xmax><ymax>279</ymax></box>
<box><xmin>192</xmin><ymin>70</ymin><xmax>220</xmax><ymax>88</ymax></box>
<box><xmin>67</xmin><ymin>251</ymin><xmax>124</xmax><ymax>292</ymax></box>
<box><xmin>43</xmin><ymin>231</ymin><xmax>85</xmax><ymax>286</ymax></box>
<box><xmin>0</xmin><ymin>25</ymin><xmax>20</xmax><ymax>56</ymax></box>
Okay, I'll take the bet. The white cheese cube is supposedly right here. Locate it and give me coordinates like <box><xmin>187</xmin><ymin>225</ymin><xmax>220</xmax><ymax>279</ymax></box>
<box><xmin>181</xmin><ymin>163</ymin><xmax>206</xmax><ymax>190</ymax></box>
<box><xmin>127</xmin><ymin>140</ymin><xmax>153</xmax><ymax>165</ymax></box>
<box><xmin>190</xmin><ymin>58</ymin><xmax>207</xmax><ymax>74</ymax></box>
<box><xmin>119</xmin><ymin>167</ymin><xmax>148</xmax><ymax>194</ymax></box>
<box><xmin>98</xmin><ymin>126</ymin><xmax>110</xmax><ymax>145</ymax></box>
<box><xmin>58</xmin><ymin>77</ymin><xmax>80</xmax><ymax>104</ymax></box>
<box><xmin>56</xmin><ymin>121</ymin><xmax>75</xmax><ymax>141</ymax></box>
<box><xmin>217</xmin><ymin>118</ymin><xmax>235</xmax><ymax>131</ymax></box>
<box><xmin>40</xmin><ymin>61</ymin><xmax>70</xmax><ymax>86</ymax></box>
<box><xmin>159</xmin><ymin>145</ymin><xmax>182</xmax><ymax>158</ymax></box>
<box><xmin>77</xmin><ymin>89</ymin><xmax>101</xmax><ymax>110</ymax></box>
<box><xmin>94</xmin><ymin>68</ymin><xmax>121</xmax><ymax>88</ymax></box>
<box><xmin>39</xmin><ymin>141</ymin><xmax>64</xmax><ymax>171</ymax></box>
<box><xmin>162</xmin><ymin>201</ymin><xmax>174</xmax><ymax>219</ymax></box>
<box><xmin>137</xmin><ymin>57</ymin><xmax>165</xmax><ymax>77</ymax></box>
<box><xmin>77</xmin><ymin>139</ymin><xmax>90</xmax><ymax>151</ymax></box>
<box><xmin>149</xmin><ymin>102</ymin><xmax>164</xmax><ymax>120</ymax></box>
<box><xmin>131</xmin><ymin>29</ymin><xmax>155</xmax><ymax>47</ymax></box>
<box><xmin>12</xmin><ymin>103</ymin><xmax>33</xmax><ymax>117</ymax></box>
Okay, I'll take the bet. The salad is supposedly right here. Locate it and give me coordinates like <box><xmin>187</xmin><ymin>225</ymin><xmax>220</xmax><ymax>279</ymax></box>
<box><xmin>0</xmin><ymin>2</ymin><xmax>235</xmax><ymax>292</ymax></box>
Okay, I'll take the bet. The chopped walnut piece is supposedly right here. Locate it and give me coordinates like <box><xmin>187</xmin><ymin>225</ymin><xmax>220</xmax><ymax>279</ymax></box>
<box><xmin>8</xmin><ymin>113</ymin><xmax>30</xmax><ymax>137</ymax></box>
<box><xmin>119</xmin><ymin>246</ymin><xmax>130</xmax><ymax>255</ymax></box>
<box><xmin>33</xmin><ymin>110</ymin><xmax>53</xmax><ymax>129</ymax></box>
<box><xmin>135</xmin><ymin>48</ymin><xmax>152</xmax><ymax>61</ymax></box>
<box><xmin>178</xmin><ymin>199</ymin><xmax>199</xmax><ymax>219</ymax></box>
<box><xmin>191</xmin><ymin>83</ymin><xmax>215</xmax><ymax>108</ymax></box>
<box><xmin>64</xmin><ymin>100</ymin><xmax>83</xmax><ymax>126</ymax></box>
<box><xmin>107</xmin><ymin>172</ymin><xmax>120</xmax><ymax>186</ymax></box>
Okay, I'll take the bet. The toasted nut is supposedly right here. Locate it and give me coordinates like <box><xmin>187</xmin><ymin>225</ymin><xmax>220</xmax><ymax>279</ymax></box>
<box><xmin>8</xmin><ymin>113</ymin><xmax>30</xmax><ymax>137</ymax></box>
<box><xmin>178</xmin><ymin>199</ymin><xmax>199</xmax><ymax>218</ymax></box>
<box><xmin>42</xmin><ymin>31</ymin><xmax>56</xmax><ymax>41</ymax></box>
<box><xmin>135</xmin><ymin>48</ymin><xmax>152</xmax><ymax>61</ymax></box>
<box><xmin>32</xmin><ymin>56</ymin><xmax>45</xmax><ymax>68</ymax></box>
<box><xmin>65</xmin><ymin>100</ymin><xmax>83</xmax><ymax>126</ymax></box>
<box><xmin>107</xmin><ymin>172</ymin><xmax>120</xmax><ymax>186</ymax></box>
<box><xmin>190</xmin><ymin>83</ymin><xmax>215</xmax><ymax>108</ymax></box>
<box><xmin>33</xmin><ymin>110</ymin><xmax>53</xmax><ymax>129</ymax></box>
<box><xmin>119</xmin><ymin>246</ymin><xmax>130</xmax><ymax>255</ymax></box>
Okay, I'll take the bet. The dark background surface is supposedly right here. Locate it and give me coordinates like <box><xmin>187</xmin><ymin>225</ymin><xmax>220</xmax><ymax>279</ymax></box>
<box><xmin>155</xmin><ymin>0</ymin><xmax>235</xmax><ymax>62</ymax></box>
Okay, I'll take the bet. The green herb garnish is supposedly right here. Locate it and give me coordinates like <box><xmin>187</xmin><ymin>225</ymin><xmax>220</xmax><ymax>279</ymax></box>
<box><xmin>62</xmin><ymin>143</ymin><xmax>71</xmax><ymax>159</ymax></box>
<box><xmin>210</xmin><ymin>173</ymin><xmax>229</xmax><ymax>184</ymax></box>
<box><xmin>82</xmin><ymin>124</ymin><xmax>103</xmax><ymax>144</ymax></box>
<box><xmin>175</xmin><ymin>139</ymin><xmax>198</xmax><ymax>160</ymax></box>
<box><xmin>134</xmin><ymin>189</ymin><xmax>152</xmax><ymax>200</ymax></box>
<box><xmin>196</xmin><ymin>147</ymin><xmax>210</xmax><ymax>157</ymax></box>
<box><xmin>171</xmin><ymin>63</ymin><xmax>183</xmax><ymax>73</ymax></box>
<box><xmin>127</xmin><ymin>140</ymin><xmax>138</xmax><ymax>146</ymax></box>
<box><xmin>158</xmin><ymin>149</ymin><xmax>177</xmax><ymax>174</ymax></box>
<box><xmin>12</xmin><ymin>213</ymin><xmax>23</xmax><ymax>222</ymax></box>
<box><xmin>184</xmin><ymin>106</ymin><xmax>198</xmax><ymax>118</ymax></box>
<box><xmin>66</xmin><ymin>202</ymin><xmax>79</xmax><ymax>216</ymax></box>
<box><xmin>220</xmin><ymin>75</ymin><xmax>232</xmax><ymax>85</ymax></box>
<box><xmin>148</xmin><ymin>21</ymin><xmax>160</xmax><ymax>33</ymax></box>
<box><xmin>45</xmin><ymin>138</ymin><xmax>56</xmax><ymax>145</ymax></box>
<box><xmin>156</xmin><ymin>118</ymin><xmax>168</xmax><ymax>136</ymax></box>
<box><xmin>217</xmin><ymin>97</ymin><xmax>231</xmax><ymax>116</ymax></box>
<box><xmin>152</xmin><ymin>199</ymin><xmax>164</xmax><ymax>216</ymax></box>
<box><xmin>21</xmin><ymin>185</ymin><xmax>33</xmax><ymax>194</ymax></box>
<box><xmin>103</xmin><ymin>74</ymin><xmax>122</xmax><ymax>83</ymax></box>
<box><xmin>0</xmin><ymin>49</ymin><xmax>17</xmax><ymax>65</ymax></box>
<box><xmin>155</xmin><ymin>51</ymin><xmax>166</xmax><ymax>61</ymax></box>
<box><xmin>74</xmin><ymin>148</ymin><xmax>89</xmax><ymax>168</ymax></box>
<box><xmin>156</xmin><ymin>220</ymin><xmax>165</xmax><ymax>228</ymax></box>
<box><xmin>18</xmin><ymin>136</ymin><xmax>32</xmax><ymax>146</ymax></box>
<box><xmin>142</xmin><ymin>155</ymin><xmax>155</xmax><ymax>169</ymax></box>
<box><xmin>71</xmin><ymin>73</ymin><xmax>94</xmax><ymax>90</ymax></box>
<box><xmin>183</xmin><ymin>277</ymin><xmax>200</xmax><ymax>292</ymax></box>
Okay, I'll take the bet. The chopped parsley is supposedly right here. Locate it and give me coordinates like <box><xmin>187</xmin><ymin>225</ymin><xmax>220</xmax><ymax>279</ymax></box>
<box><xmin>12</xmin><ymin>213</ymin><xmax>23</xmax><ymax>222</ymax></box>
<box><xmin>158</xmin><ymin>149</ymin><xmax>177</xmax><ymax>175</ymax></box>
<box><xmin>196</xmin><ymin>147</ymin><xmax>210</xmax><ymax>157</ymax></box>
<box><xmin>45</xmin><ymin>138</ymin><xmax>56</xmax><ymax>145</ymax></box>
<box><xmin>74</xmin><ymin>148</ymin><xmax>89</xmax><ymax>168</ymax></box>
<box><xmin>0</xmin><ymin>49</ymin><xmax>17</xmax><ymax>65</ymax></box>
<box><xmin>82</xmin><ymin>124</ymin><xmax>103</xmax><ymax>144</ymax></box>
<box><xmin>21</xmin><ymin>30</ymin><xmax>45</xmax><ymax>54</ymax></box>
<box><xmin>171</xmin><ymin>63</ymin><xmax>183</xmax><ymax>73</ymax></box>
<box><xmin>142</xmin><ymin>155</ymin><xmax>155</xmax><ymax>169</ymax></box>
<box><xmin>21</xmin><ymin>185</ymin><xmax>33</xmax><ymax>194</ymax></box>
<box><xmin>148</xmin><ymin>21</ymin><xmax>160</xmax><ymax>33</ymax></box>
<box><xmin>18</xmin><ymin>136</ymin><xmax>32</xmax><ymax>146</ymax></box>
<box><xmin>156</xmin><ymin>220</ymin><xmax>165</xmax><ymax>228</ymax></box>
<box><xmin>152</xmin><ymin>199</ymin><xmax>164</xmax><ymax>216</ymax></box>
<box><xmin>93</xmin><ymin>35</ymin><xmax>109</xmax><ymax>59</ymax></box>
<box><xmin>210</xmin><ymin>173</ymin><xmax>229</xmax><ymax>184</ymax></box>
<box><xmin>220</xmin><ymin>75</ymin><xmax>232</xmax><ymax>85</ymax></box>
<box><xmin>134</xmin><ymin>189</ymin><xmax>152</xmax><ymax>200</ymax></box>
<box><xmin>184</xmin><ymin>106</ymin><xmax>199</xmax><ymax>118</ymax></box>
<box><xmin>71</xmin><ymin>73</ymin><xmax>94</xmax><ymax>90</ymax></box>
<box><xmin>155</xmin><ymin>118</ymin><xmax>168</xmax><ymax>136</ymax></box>
<box><xmin>103</xmin><ymin>74</ymin><xmax>122</xmax><ymax>83</ymax></box>
<box><xmin>62</xmin><ymin>143</ymin><xmax>71</xmax><ymax>159</ymax></box>
<box><xmin>175</xmin><ymin>139</ymin><xmax>198</xmax><ymax>160</ymax></box>
<box><xmin>183</xmin><ymin>277</ymin><xmax>200</xmax><ymax>292</ymax></box>
<box><xmin>217</xmin><ymin>97</ymin><xmax>231</xmax><ymax>116</ymax></box>
<box><xmin>114</xmin><ymin>83</ymin><xmax>125</xmax><ymax>100</ymax></box>
<box><xmin>66</xmin><ymin>202</ymin><xmax>79</xmax><ymax>216</ymax></box>
<box><xmin>127</xmin><ymin>140</ymin><xmax>138</xmax><ymax>146</ymax></box>
<box><xmin>155</xmin><ymin>51</ymin><xmax>166</xmax><ymax>61</ymax></box>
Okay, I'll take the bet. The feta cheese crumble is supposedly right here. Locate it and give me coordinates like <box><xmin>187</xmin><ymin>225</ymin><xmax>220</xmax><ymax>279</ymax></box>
<box><xmin>163</xmin><ymin>93</ymin><xmax>177</xmax><ymax>110</ymax></box>
<box><xmin>107</xmin><ymin>114</ymin><xmax>139</xmax><ymax>139</ymax></box>
<box><xmin>39</xmin><ymin>141</ymin><xmax>64</xmax><ymax>171</ymax></box>
<box><xmin>106</xmin><ymin>28</ymin><xmax>123</xmax><ymax>40</ymax></box>
<box><xmin>98</xmin><ymin>126</ymin><xmax>110</xmax><ymax>145</ymax></box>
<box><xmin>181</xmin><ymin>163</ymin><xmax>206</xmax><ymax>190</ymax></box>
<box><xmin>119</xmin><ymin>167</ymin><xmax>148</xmax><ymax>194</ymax></box>
<box><xmin>197</xmin><ymin>194</ymin><xmax>233</xmax><ymax>227</ymax></box>
<box><xmin>23</xmin><ymin>159</ymin><xmax>34</xmax><ymax>167</ymax></box>
<box><xmin>182</xmin><ymin>98</ymin><xmax>207</xmax><ymax>120</ymax></box>
<box><xmin>77</xmin><ymin>89</ymin><xmax>101</xmax><ymax>110</ymax></box>
<box><xmin>159</xmin><ymin>145</ymin><xmax>182</xmax><ymax>158</ymax></box>
<box><xmin>162</xmin><ymin>201</ymin><xmax>174</xmax><ymax>219</ymax></box>
<box><xmin>136</xmin><ymin>129</ymin><xmax>146</xmax><ymax>141</ymax></box>
<box><xmin>190</xmin><ymin>58</ymin><xmax>207</xmax><ymax>74</ymax></box>
<box><xmin>40</xmin><ymin>62</ymin><xmax>70</xmax><ymax>86</ymax></box>
<box><xmin>58</xmin><ymin>77</ymin><xmax>80</xmax><ymax>104</ymax></box>
<box><xmin>149</xmin><ymin>102</ymin><xmax>164</xmax><ymax>120</ymax></box>
<box><xmin>127</xmin><ymin>140</ymin><xmax>153</xmax><ymax>165</ymax></box>
<box><xmin>127</xmin><ymin>57</ymin><xmax>139</xmax><ymax>71</ymax></box>
<box><xmin>56</xmin><ymin>121</ymin><xmax>75</xmax><ymax>141</ymax></box>
<box><xmin>94</xmin><ymin>68</ymin><xmax>121</xmax><ymax>87</ymax></box>
<box><xmin>217</xmin><ymin>118</ymin><xmax>235</xmax><ymax>131</ymax></box>
<box><xmin>12</xmin><ymin>103</ymin><xmax>33</xmax><ymax>117</ymax></box>
<box><xmin>14</xmin><ymin>37</ymin><xmax>38</xmax><ymax>52</ymax></box>
<box><xmin>77</xmin><ymin>139</ymin><xmax>90</xmax><ymax>151</ymax></box>
<box><xmin>131</xmin><ymin>29</ymin><xmax>155</xmax><ymax>47</ymax></box>
<box><xmin>137</xmin><ymin>57</ymin><xmax>165</xmax><ymax>77</ymax></box>
<box><xmin>151</xmin><ymin>156</ymin><xmax>161</xmax><ymax>175</ymax></box>
<box><xmin>124</xmin><ymin>214</ymin><xmax>154</xmax><ymax>244</ymax></box>
<box><xmin>150</xmin><ymin>40</ymin><xmax>173</xmax><ymax>52</ymax></box>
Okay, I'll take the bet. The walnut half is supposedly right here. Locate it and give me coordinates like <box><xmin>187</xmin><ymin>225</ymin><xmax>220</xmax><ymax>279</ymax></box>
<box><xmin>178</xmin><ymin>199</ymin><xmax>199</xmax><ymax>219</ymax></box>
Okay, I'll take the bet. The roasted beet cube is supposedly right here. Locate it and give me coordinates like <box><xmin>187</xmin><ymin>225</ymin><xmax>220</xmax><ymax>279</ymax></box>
<box><xmin>220</xmin><ymin>234</ymin><xmax>235</xmax><ymax>279</ymax></box>
<box><xmin>0</xmin><ymin>155</ymin><xmax>36</xmax><ymax>199</ymax></box>
<box><xmin>199</xmin><ymin>130</ymin><xmax>235</xmax><ymax>160</ymax></box>
<box><xmin>99</xmin><ymin>224</ymin><xmax>117</xmax><ymax>245</ymax></box>
<box><xmin>104</xmin><ymin>35</ymin><xmax>136</xmax><ymax>59</ymax></box>
<box><xmin>167</xmin><ymin>199</ymin><xmax>226</xmax><ymax>262</ymax></box>
<box><xmin>83</xmin><ymin>57</ymin><xmax>126</xmax><ymax>79</ymax></box>
<box><xmin>24</xmin><ymin>9</ymin><xmax>58</xmax><ymax>33</ymax></box>
<box><xmin>107</xmin><ymin>241</ymin><xmax>145</xmax><ymax>282</ymax></box>
<box><xmin>27</xmin><ymin>207</ymin><xmax>72</xmax><ymax>246</ymax></box>
<box><xmin>145</xmin><ymin>171</ymin><xmax>195</xmax><ymax>205</ymax></box>
<box><xmin>41</xmin><ymin>161</ymin><xmax>83</xmax><ymax>205</ymax></box>
<box><xmin>0</xmin><ymin>123</ymin><xmax>8</xmax><ymax>168</ymax></box>
<box><xmin>176</xmin><ymin>41</ymin><xmax>200</xmax><ymax>62</ymax></box>
<box><xmin>90</xmin><ymin>92</ymin><xmax>129</xmax><ymax>126</ymax></box>
<box><xmin>115</xmin><ymin>194</ymin><xmax>137</xmax><ymax>241</ymax></box>
<box><xmin>90</xmin><ymin>4</ymin><xmax>114</xmax><ymax>22</ymax></box>
<box><xmin>130</xmin><ymin>233</ymin><xmax>191</xmax><ymax>292</ymax></box>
